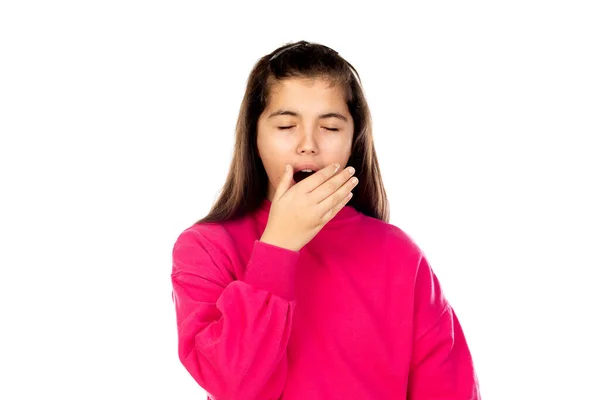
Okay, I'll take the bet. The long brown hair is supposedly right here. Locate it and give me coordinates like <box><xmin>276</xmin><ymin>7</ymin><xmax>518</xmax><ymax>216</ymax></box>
<box><xmin>195</xmin><ymin>40</ymin><xmax>389</xmax><ymax>225</ymax></box>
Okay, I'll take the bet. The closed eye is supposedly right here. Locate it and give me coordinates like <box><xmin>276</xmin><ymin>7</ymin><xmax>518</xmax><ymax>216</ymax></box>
<box><xmin>277</xmin><ymin>126</ymin><xmax>339</xmax><ymax>131</ymax></box>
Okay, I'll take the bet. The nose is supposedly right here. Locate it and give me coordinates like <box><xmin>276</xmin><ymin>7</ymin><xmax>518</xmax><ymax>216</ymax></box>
<box><xmin>297</xmin><ymin>129</ymin><xmax>318</xmax><ymax>154</ymax></box>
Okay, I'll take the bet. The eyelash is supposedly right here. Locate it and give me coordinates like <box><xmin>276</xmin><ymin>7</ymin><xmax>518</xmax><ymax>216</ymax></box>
<box><xmin>278</xmin><ymin>126</ymin><xmax>339</xmax><ymax>131</ymax></box>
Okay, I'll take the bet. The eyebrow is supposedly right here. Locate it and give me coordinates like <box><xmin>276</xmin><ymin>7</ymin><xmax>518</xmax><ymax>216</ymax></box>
<box><xmin>267</xmin><ymin>109</ymin><xmax>348</xmax><ymax>122</ymax></box>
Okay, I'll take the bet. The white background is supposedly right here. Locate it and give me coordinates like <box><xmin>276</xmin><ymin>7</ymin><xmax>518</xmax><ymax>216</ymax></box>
<box><xmin>1</xmin><ymin>1</ymin><xmax>598</xmax><ymax>399</ymax></box>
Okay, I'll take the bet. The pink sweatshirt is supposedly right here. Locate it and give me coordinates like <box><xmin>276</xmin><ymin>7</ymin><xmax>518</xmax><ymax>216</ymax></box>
<box><xmin>171</xmin><ymin>199</ymin><xmax>481</xmax><ymax>399</ymax></box>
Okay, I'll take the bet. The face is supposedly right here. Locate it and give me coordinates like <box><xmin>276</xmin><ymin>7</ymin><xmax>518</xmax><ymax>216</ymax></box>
<box><xmin>257</xmin><ymin>77</ymin><xmax>354</xmax><ymax>201</ymax></box>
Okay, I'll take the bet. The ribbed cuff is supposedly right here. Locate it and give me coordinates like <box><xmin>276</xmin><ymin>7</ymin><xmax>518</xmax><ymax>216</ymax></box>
<box><xmin>242</xmin><ymin>240</ymin><xmax>301</xmax><ymax>301</ymax></box>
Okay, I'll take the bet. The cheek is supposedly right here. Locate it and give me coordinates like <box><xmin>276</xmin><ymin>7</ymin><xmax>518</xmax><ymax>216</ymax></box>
<box><xmin>324</xmin><ymin>135</ymin><xmax>352</xmax><ymax>155</ymax></box>
<box><xmin>256</xmin><ymin>152</ymin><xmax>282</xmax><ymax>182</ymax></box>
<box><xmin>258</xmin><ymin>130</ymin><xmax>288</xmax><ymax>153</ymax></box>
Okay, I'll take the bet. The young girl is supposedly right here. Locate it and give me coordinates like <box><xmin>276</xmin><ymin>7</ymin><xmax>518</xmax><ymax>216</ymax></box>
<box><xmin>171</xmin><ymin>40</ymin><xmax>481</xmax><ymax>399</ymax></box>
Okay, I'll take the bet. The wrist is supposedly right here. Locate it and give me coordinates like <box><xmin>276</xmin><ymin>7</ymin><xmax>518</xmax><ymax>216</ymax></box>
<box><xmin>260</xmin><ymin>233</ymin><xmax>299</xmax><ymax>252</ymax></box>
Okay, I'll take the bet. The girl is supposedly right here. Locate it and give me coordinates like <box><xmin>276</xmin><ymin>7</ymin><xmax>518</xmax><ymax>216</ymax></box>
<box><xmin>171</xmin><ymin>40</ymin><xmax>481</xmax><ymax>399</ymax></box>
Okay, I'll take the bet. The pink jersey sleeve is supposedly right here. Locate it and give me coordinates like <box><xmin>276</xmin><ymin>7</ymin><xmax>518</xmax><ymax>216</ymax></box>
<box><xmin>407</xmin><ymin>255</ymin><xmax>481</xmax><ymax>399</ymax></box>
<box><xmin>171</xmin><ymin>229</ymin><xmax>300</xmax><ymax>400</ymax></box>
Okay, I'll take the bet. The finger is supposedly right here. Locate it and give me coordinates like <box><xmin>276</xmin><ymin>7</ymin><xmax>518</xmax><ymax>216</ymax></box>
<box><xmin>317</xmin><ymin>174</ymin><xmax>358</xmax><ymax>218</ymax></box>
<box><xmin>272</xmin><ymin>164</ymin><xmax>294</xmax><ymax>203</ymax></box>
<box><xmin>310</xmin><ymin>165</ymin><xmax>355</xmax><ymax>204</ymax></box>
<box><xmin>296</xmin><ymin>163</ymin><xmax>340</xmax><ymax>193</ymax></box>
<box><xmin>322</xmin><ymin>189</ymin><xmax>354</xmax><ymax>222</ymax></box>
<box><xmin>295</xmin><ymin>163</ymin><xmax>340</xmax><ymax>193</ymax></box>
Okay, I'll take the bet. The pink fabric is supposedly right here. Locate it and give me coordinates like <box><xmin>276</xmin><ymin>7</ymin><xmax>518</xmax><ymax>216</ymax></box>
<box><xmin>171</xmin><ymin>199</ymin><xmax>480</xmax><ymax>399</ymax></box>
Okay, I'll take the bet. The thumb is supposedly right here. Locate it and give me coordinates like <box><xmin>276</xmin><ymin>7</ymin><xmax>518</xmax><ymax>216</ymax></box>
<box><xmin>273</xmin><ymin>164</ymin><xmax>294</xmax><ymax>202</ymax></box>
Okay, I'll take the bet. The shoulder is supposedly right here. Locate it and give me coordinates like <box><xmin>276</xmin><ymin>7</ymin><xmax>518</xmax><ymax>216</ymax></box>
<box><xmin>387</xmin><ymin>224</ymin><xmax>423</xmax><ymax>259</ymax></box>
<box><xmin>174</xmin><ymin>221</ymin><xmax>225</xmax><ymax>246</ymax></box>
<box><xmin>359</xmin><ymin>214</ymin><xmax>424</xmax><ymax>259</ymax></box>
<box><xmin>356</xmin><ymin>215</ymin><xmax>427</xmax><ymax>280</ymax></box>
<box><xmin>172</xmin><ymin>221</ymin><xmax>236</xmax><ymax>265</ymax></box>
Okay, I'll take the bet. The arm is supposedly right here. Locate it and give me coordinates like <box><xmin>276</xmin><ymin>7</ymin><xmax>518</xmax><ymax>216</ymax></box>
<box><xmin>171</xmin><ymin>228</ymin><xmax>300</xmax><ymax>400</ymax></box>
<box><xmin>407</xmin><ymin>255</ymin><xmax>481</xmax><ymax>400</ymax></box>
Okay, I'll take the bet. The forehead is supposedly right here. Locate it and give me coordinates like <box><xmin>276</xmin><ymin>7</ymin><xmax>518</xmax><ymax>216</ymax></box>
<box><xmin>266</xmin><ymin>77</ymin><xmax>348</xmax><ymax>112</ymax></box>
